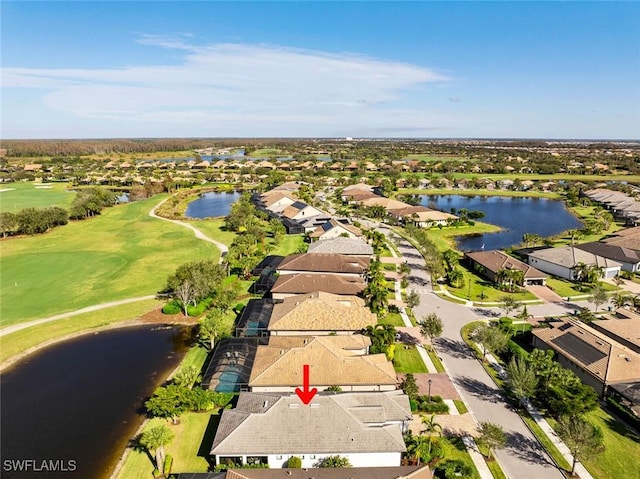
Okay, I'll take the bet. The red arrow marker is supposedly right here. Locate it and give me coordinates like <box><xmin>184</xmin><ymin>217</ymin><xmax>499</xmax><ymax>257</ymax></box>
<box><xmin>295</xmin><ymin>364</ymin><xmax>318</xmax><ymax>405</ymax></box>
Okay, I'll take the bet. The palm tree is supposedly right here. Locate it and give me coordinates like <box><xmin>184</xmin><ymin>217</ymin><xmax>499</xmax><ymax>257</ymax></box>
<box><xmin>140</xmin><ymin>424</ymin><xmax>174</xmax><ymax>475</ymax></box>
<box><xmin>611</xmin><ymin>292</ymin><xmax>631</xmax><ymax>309</ymax></box>
<box><xmin>421</xmin><ymin>414</ymin><xmax>443</xmax><ymax>457</ymax></box>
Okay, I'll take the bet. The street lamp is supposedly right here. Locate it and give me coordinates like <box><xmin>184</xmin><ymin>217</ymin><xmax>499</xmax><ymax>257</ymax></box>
<box><xmin>428</xmin><ymin>378</ymin><xmax>432</xmax><ymax>403</ymax></box>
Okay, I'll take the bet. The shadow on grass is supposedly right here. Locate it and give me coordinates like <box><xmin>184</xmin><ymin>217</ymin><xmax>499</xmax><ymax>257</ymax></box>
<box><xmin>602</xmin><ymin>413</ymin><xmax>640</xmax><ymax>445</ymax></box>
<box><xmin>455</xmin><ymin>376</ymin><xmax>505</xmax><ymax>403</ymax></box>
<box><xmin>129</xmin><ymin>434</ymin><xmax>155</xmax><ymax>469</ymax></box>
<box><xmin>505</xmin><ymin>430</ymin><xmax>556</xmax><ymax>467</ymax></box>
<box><xmin>198</xmin><ymin>413</ymin><xmax>223</xmax><ymax>471</ymax></box>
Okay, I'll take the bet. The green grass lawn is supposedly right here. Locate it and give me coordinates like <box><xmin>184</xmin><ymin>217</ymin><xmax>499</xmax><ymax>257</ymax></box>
<box><xmin>445</xmin><ymin>267</ymin><xmax>537</xmax><ymax>303</ymax></box>
<box><xmin>379</xmin><ymin>312</ymin><xmax>405</xmax><ymax>327</ymax></box>
<box><xmin>435</xmin><ymin>436</ymin><xmax>481</xmax><ymax>479</ymax></box>
<box><xmin>0</xmin><ymin>298</ymin><xmax>162</xmax><ymax>366</ymax></box>
<box><xmin>0</xmin><ymin>196</ymin><xmax>220</xmax><ymax>325</ymax></box>
<box><xmin>574</xmin><ymin>408</ymin><xmax>640</xmax><ymax>479</ymax></box>
<box><xmin>545</xmin><ymin>278</ymin><xmax>585</xmax><ymax>298</ymax></box>
<box><xmin>428</xmin><ymin>348</ymin><xmax>446</xmax><ymax>373</ymax></box>
<box><xmin>0</xmin><ymin>181</ymin><xmax>76</xmax><ymax>212</ymax></box>
<box><xmin>177</xmin><ymin>346</ymin><xmax>210</xmax><ymax>378</ymax></box>
<box><xmin>116</xmin><ymin>412</ymin><xmax>213</xmax><ymax>478</ymax></box>
<box><xmin>186</xmin><ymin>218</ymin><xmax>237</xmax><ymax>246</ymax></box>
<box><xmin>271</xmin><ymin>234</ymin><xmax>304</xmax><ymax>256</ymax></box>
<box><xmin>425</xmin><ymin>222</ymin><xmax>502</xmax><ymax>251</ymax></box>
<box><xmin>393</xmin><ymin>345</ymin><xmax>428</xmax><ymax>373</ymax></box>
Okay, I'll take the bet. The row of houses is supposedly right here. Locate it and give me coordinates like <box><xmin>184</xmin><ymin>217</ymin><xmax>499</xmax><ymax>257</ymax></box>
<box><xmin>466</xmin><ymin>228</ymin><xmax>640</xmax><ymax>287</ymax></box>
<box><xmin>203</xmin><ymin>227</ymin><xmax>416</xmax><ymax>469</ymax></box>
<box><xmin>341</xmin><ymin>183</ymin><xmax>458</xmax><ymax>228</ymax></box>
<box><xmin>255</xmin><ymin>182</ymin><xmax>364</xmax><ymax>236</ymax></box>
<box><xmin>584</xmin><ymin>188</ymin><xmax>640</xmax><ymax>226</ymax></box>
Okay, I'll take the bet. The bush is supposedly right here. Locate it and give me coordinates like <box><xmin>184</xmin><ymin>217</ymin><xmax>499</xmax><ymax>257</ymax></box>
<box><xmin>162</xmin><ymin>300</ymin><xmax>182</xmax><ymax>315</ymax></box>
<box><xmin>409</xmin><ymin>399</ymin><xmax>419</xmax><ymax>412</ymax></box>
<box><xmin>419</xmin><ymin>401</ymin><xmax>449</xmax><ymax>414</ymax></box>
<box><xmin>286</xmin><ymin>456</ymin><xmax>302</xmax><ymax>468</ymax></box>
<box><xmin>187</xmin><ymin>297</ymin><xmax>214</xmax><ymax>317</ymax></box>
<box><xmin>606</xmin><ymin>397</ymin><xmax>640</xmax><ymax>431</ymax></box>
<box><xmin>434</xmin><ymin>459</ymin><xmax>473</xmax><ymax>479</ymax></box>
<box><xmin>163</xmin><ymin>455</ymin><xmax>173</xmax><ymax>476</ymax></box>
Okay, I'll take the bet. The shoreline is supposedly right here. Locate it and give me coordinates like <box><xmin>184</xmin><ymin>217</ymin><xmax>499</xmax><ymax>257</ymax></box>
<box><xmin>0</xmin><ymin>314</ymin><xmax>194</xmax><ymax>373</ymax></box>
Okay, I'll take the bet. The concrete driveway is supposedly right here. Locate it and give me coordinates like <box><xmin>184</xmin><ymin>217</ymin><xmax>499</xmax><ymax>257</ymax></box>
<box><xmin>382</xmin><ymin>226</ymin><xmax>565</xmax><ymax>479</ymax></box>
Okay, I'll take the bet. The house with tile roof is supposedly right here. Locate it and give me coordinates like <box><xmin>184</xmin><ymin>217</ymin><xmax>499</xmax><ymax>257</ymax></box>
<box><xmin>309</xmin><ymin>218</ymin><xmax>363</xmax><ymax>241</ymax></box>
<box><xmin>466</xmin><ymin>250</ymin><xmax>547</xmax><ymax>286</ymax></box>
<box><xmin>267</xmin><ymin>292</ymin><xmax>376</xmax><ymax>335</ymax></box>
<box><xmin>388</xmin><ymin>206</ymin><xmax>458</xmax><ymax>228</ymax></box>
<box><xmin>276</xmin><ymin>253</ymin><xmax>370</xmax><ymax>278</ymax></box>
<box><xmin>532</xmin><ymin>318</ymin><xmax>640</xmax><ymax>395</ymax></box>
<box><xmin>176</xmin><ymin>465</ymin><xmax>432</xmax><ymax>479</ymax></box>
<box><xmin>281</xmin><ymin>201</ymin><xmax>328</xmax><ymax>221</ymax></box>
<box><xmin>269</xmin><ymin>273</ymin><xmax>366</xmax><ymax>300</ymax></box>
<box><xmin>210</xmin><ymin>391</ymin><xmax>411</xmax><ymax>468</ymax></box>
<box><xmin>527</xmin><ymin>246</ymin><xmax>622</xmax><ymax>280</ymax></box>
<box><xmin>574</xmin><ymin>241</ymin><xmax>640</xmax><ymax>272</ymax></box>
<box><xmin>260</xmin><ymin>191</ymin><xmax>299</xmax><ymax>214</ymax></box>
<box><xmin>248</xmin><ymin>336</ymin><xmax>396</xmax><ymax>392</ymax></box>
<box><xmin>307</xmin><ymin>237</ymin><xmax>374</xmax><ymax>257</ymax></box>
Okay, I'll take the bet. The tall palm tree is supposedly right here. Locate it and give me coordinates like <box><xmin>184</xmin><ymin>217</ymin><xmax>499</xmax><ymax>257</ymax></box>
<box><xmin>140</xmin><ymin>425</ymin><xmax>174</xmax><ymax>475</ymax></box>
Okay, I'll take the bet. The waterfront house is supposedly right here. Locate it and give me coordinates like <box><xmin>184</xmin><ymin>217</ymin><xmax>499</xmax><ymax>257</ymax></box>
<box><xmin>210</xmin><ymin>391</ymin><xmax>411</xmax><ymax>469</ymax></box>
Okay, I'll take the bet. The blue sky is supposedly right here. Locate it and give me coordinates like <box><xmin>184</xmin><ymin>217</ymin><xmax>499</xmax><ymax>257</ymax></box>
<box><xmin>2</xmin><ymin>1</ymin><xmax>639</xmax><ymax>139</ymax></box>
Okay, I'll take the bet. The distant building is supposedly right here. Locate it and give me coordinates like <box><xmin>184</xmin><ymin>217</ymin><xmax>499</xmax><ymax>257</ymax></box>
<box><xmin>527</xmin><ymin>246</ymin><xmax>621</xmax><ymax>280</ymax></box>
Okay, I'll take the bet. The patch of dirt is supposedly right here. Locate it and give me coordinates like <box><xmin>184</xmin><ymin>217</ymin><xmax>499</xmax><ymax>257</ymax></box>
<box><xmin>139</xmin><ymin>307</ymin><xmax>195</xmax><ymax>325</ymax></box>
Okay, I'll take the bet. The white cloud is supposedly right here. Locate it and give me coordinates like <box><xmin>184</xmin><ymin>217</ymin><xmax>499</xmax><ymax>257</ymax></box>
<box><xmin>2</xmin><ymin>39</ymin><xmax>453</xmax><ymax>137</ymax></box>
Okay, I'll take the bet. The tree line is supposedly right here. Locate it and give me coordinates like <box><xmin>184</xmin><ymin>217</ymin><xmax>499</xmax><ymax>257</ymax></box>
<box><xmin>0</xmin><ymin>187</ymin><xmax>118</xmax><ymax>237</ymax></box>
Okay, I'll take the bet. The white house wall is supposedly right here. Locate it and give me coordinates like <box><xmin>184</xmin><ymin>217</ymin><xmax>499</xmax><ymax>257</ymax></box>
<box><xmin>266</xmin><ymin>452</ymin><xmax>401</xmax><ymax>469</ymax></box>
<box><xmin>528</xmin><ymin>257</ymin><xmax>574</xmax><ymax>280</ymax></box>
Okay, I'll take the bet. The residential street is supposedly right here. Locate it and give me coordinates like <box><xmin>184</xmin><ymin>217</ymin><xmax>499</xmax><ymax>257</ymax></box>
<box><xmin>385</xmin><ymin>227</ymin><xmax>566</xmax><ymax>479</ymax></box>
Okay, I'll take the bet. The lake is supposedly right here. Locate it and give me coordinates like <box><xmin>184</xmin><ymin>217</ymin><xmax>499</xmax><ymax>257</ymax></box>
<box><xmin>0</xmin><ymin>325</ymin><xmax>188</xmax><ymax>479</ymax></box>
<box><xmin>420</xmin><ymin>195</ymin><xmax>582</xmax><ymax>251</ymax></box>
<box><xmin>185</xmin><ymin>191</ymin><xmax>242</xmax><ymax>219</ymax></box>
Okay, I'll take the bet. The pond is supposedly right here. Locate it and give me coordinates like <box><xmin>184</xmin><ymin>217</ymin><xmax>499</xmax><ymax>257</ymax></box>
<box><xmin>419</xmin><ymin>195</ymin><xmax>582</xmax><ymax>251</ymax></box>
<box><xmin>0</xmin><ymin>325</ymin><xmax>189</xmax><ymax>479</ymax></box>
<box><xmin>185</xmin><ymin>191</ymin><xmax>242</xmax><ymax>219</ymax></box>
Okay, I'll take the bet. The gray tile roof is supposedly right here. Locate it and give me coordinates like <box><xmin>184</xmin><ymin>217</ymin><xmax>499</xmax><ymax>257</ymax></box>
<box><xmin>211</xmin><ymin>391</ymin><xmax>410</xmax><ymax>456</ymax></box>
<box><xmin>307</xmin><ymin>237</ymin><xmax>374</xmax><ymax>256</ymax></box>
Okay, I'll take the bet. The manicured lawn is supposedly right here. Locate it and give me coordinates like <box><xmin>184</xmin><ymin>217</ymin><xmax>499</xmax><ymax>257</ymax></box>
<box><xmin>393</xmin><ymin>345</ymin><xmax>428</xmax><ymax>373</ymax></box>
<box><xmin>546</xmin><ymin>278</ymin><xmax>585</xmax><ymax>298</ymax></box>
<box><xmin>116</xmin><ymin>412</ymin><xmax>213</xmax><ymax>478</ymax></box>
<box><xmin>428</xmin><ymin>348</ymin><xmax>446</xmax><ymax>373</ymax></box>
<box><xmin>177</xmin><ymin>346</ymin><xmax>210</xmax><ymax>378</ymax></box>
<box><xmin>379</xmin><ymin>312</ymin><xmax>405</xmax><ymax>327</ymax></box>
<box><xmin>0</xmin><ymin>181</ymin><xmax>76</xmax><ymax>212</ymax></box>
<box><xmin>577</xmin><ymin>408</ymin><xmax>640</xmax><ymax>479</ymax></box>
<box><xmin>445</xmin><ymin>267</ymin><xmax>537</xmax><ymax>303</ymax></box>
<box><xmin>425</xmin><ymin>222</ymin><xmax>502</xmax><ymax>251</ymax></box>
<box><xmin>0</xmin><ymin>298</ymin><xmax>161</xmax><ymax>366</ymax></box>
<box><xmin>271</xmin><ymin>234</ymin><xmax>305</xmax><ymax>256</ymax></box>
<box><xmin>453</xmin><ymin>399</ymin><xmax>468</xmax><ymax>414</ymax></box>
<box><xmin>186</xmin><ymin>218</ymin><xmax>237</xmax><ymax>246</ymax></box>
<box><xmin>0</xmin><ymin>196</ymin><xmax>218</xmax><ymax>325</ymax></box>
<box><xmin>434</xmin><ymin>436</ymin><xmax>481</xmax><ymax>479</ymax></box>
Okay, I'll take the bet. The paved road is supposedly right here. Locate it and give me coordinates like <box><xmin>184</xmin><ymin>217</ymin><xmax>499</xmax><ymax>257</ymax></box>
<box><xmin>384</xmin><ymin>227</ymin><xmax>565</xmax><ymax>479</ymax></box>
